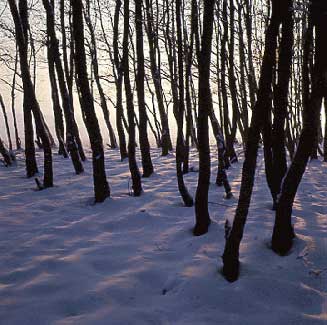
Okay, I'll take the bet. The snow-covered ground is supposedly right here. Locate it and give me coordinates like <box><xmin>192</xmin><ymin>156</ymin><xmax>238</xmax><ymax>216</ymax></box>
<box><xmin>0</xmin><ymin>148</ymin><xmax>326</xmax><ymax>324</ymax></box>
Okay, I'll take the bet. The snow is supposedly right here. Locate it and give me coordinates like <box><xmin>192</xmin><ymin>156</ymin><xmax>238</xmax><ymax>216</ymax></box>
<box><xmin>0</xmin><ymin>147</ymin><xmax>326</xmax><ymax>324</ymax></box>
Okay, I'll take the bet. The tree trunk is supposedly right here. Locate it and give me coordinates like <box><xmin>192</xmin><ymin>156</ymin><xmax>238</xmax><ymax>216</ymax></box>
<box><xmin>9</xmin><ymin>0</ymin><xmax>53</xmax><ymax>188</ymax></box>
<box><xmin>271</xmin><ymin>0</ymin><xmax>293</xmax><ymax>207</ymax></box>
<box><xmin>71</xmin><ymin>0</ymin><xmax>109</xmax><ymax>202</ymax></box>
<box><xmin>0</xmin><ymin>94</ymin><xmax>13</xmax><ymax>151</ymax></box>
<box><xmin>222</xmin><ymin>0</ymin><xmax>283</xmax><ymax>282</ymax></box>
<box><xmin>145</xmin><ymin>0</ymin><xmax>173</xmax><ymax>156</ymax></box>
<box><xmin>123</xmin><ymin>0</ymin><xmax>142</xmax><ymax>196</ymax></box>
<box><xmin>43</xmin><ymin>0</ymin><xmax>84</xmax><ymax>174</ymax></box>
<box><xmin>175</xmin><ymin>0</ymin><xmax>193</xmax><ymax>207</ymax></box>
<box><xmin>0</xmin><ymin>137</ymin><xmax>12</xmax><ymax>166</ymax></box>
<box><xmin>272</xmin><ymin>0</ymin><xmax>327</xmax><ymax>255</ymax></box>
<box><xmin>60</xmin><ymin>0</ymin><xmax>86</xmax><ymax>162</ymax></box>
<box><xmin>135</xmin><ymin>0</ymin><xmax>154</xmax><ymax>178</ymax></box>
<box><xmin>11</xmin><ymin>47</ymin><xmax>21</xmax><ymax>150</ymax></box>
<box><xmin>113</xmin><ymin>0</ymin><xmax>128</xmax><ymax>161</ymax></box>
<box><xmin>194</xmin><ymin>0</ymin><xmax>216</xmax><ymax>234</ymax></box>
<box><xmin>83</xmin><ymin>3</ymin><xmax>118</xmax><ymax>150</ymax></box>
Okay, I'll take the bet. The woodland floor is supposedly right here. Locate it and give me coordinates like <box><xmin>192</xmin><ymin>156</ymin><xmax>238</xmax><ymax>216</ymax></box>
<box><xmin>0</xmin><ymin>147</ymin><xmax>326</xmax><ymax>324</ymax></box>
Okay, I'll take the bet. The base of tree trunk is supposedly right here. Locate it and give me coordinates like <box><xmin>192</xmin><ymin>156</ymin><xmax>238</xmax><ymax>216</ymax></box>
<box><xmin>271</xmin><ymin>225</ymin><xmax>295</xmax><ymax>256</ymax></box>
<box><xmin>120</xmin><ymin>154</ymin><xmax>129</xmax><ymax>162</ymax></box>
<box><xmin>142</xmin><ymin>170</ymin><xmax>153</xmax><ymax>178</ymax></box>
<box><xmin>193</xmin><ymin>218</ymin><xmax>211</xmax><ymax>236</ymax></box>
<box><xmin>222</xmin><ymin>254</ymin><xmax>240</xmax><ymax>282</ymax></box>
<box><xmin>216</xmin><ymin>171</ymin><xmax>224</xmax><ymax>186</ymax></box>
<box><xmin>95</xmin><ymin>191</ymin><xmax>110</xmax><ymax>204</ymax></box>
<box><xmin>225</xmin><ymin>192</ymin><xmax>233</xmax><ymax>199</ymax></box>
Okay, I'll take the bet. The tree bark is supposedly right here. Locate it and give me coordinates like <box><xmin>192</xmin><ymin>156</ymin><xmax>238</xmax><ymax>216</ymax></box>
<box><xmin>222</xmin><ymin>0</ymin><xmax>283</xmax><ymax>282</ymax></box>
<box><xmin>123</xmin><ymin>0</ymin><xmax>142</xmax><ymax>196</ymax></box>
<box><xmin>43</xmin><ymin>0</ymin><xmax>84</xmax><ymax>174</ymax></box>
<box><xmin>194</xmin><ymin>0</ymin><xmax>216</xmax><ymax>234</ymax></box>
<box><xmin>9</xmin><ymin>0</ymin><xmax>53</xmax><ymax>188</ymax></box>
<box><xmin>71</xmin><ymin>0</ymin><xmax>109</xmax><ymax>202</ymax></box>
<box><xmin>272</xmin><ymin>0</ymin><xmax>327</xmax><ymax>255</ymax></box>
<box><xmin>135</xmin><ymin>0</ymin><xmax>154</xmax><ymax>177</ymax></box>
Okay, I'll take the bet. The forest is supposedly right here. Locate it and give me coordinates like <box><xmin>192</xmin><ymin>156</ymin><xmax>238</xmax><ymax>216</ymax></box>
<box><xmin>0</xmin><ymin>0</ymin><xmax>326</xmax><ymax>323</ymax></box>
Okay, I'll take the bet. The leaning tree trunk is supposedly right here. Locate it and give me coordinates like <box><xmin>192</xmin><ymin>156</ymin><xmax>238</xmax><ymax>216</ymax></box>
<box><xmin>9</xmin><ymin>0</ymin><xmax>53</xmax><ymax>188</ymax></box>
<box><xmin>175</xmin><ymin>0</ymin><xmax>193</xmax><ymax>207</ymax></box>
<box><xmin>43</xmin><ymin>0</ymin><xmax>84</xmax><ymax>174</ymax></box>
<box><xmin>13</xmin><ymin>1</ymin><xmax>38</xmax><ymax>177</ymax></box>
<box><xmin>145</xmin><ymin>0</ymin><xmax>173</xmax><ymax>156</ymax></box>
<box><xmin>123</xmin><ymin>0</ymin><xmax>142</xmax><ymax>196</ymax></box>
<box><xmin>135</xmin><ymin>0</ymin><xmax>153</xmax><ymax>178</ymax></box>
<box><xmin>194</xmin><ymin>0</ymin><xmax>216</xmax><ymax>234</ymax></box>
<box><xmin>222</xmin><ymin>0</ymin><xmax>284</xmax><ymax>282</ymax></box>
<box><xmin>0</xmin><ymin>94</ymin><xmax>13</xmax><ymax>151</ymax></box>
<box><xmin>272</xmin><ymin>0</ymin><xmax>327</xmax><ymax>255</ymax></box>
<box><xmin>71</xmin><ymin>0</ymin><xmax>109</xmax><ymax>202</ymax></box>
<box><xmin>83</xmin><ymin>4</ymin><xmax>118</xmax><ymax>149</ymax></box>
<box><xmin>0</xmin><ymin>137</ymin><xmax>12</xmax><ymax>166</ymax></box>
<box><xmin>11</xmin><ymin>48</ymin><xmax>21</xmax><ymax>150</ymax></box>
<box><xmin>113</xmin><ymin>0</ymin><xmax>128</xmax><ymax>161</ymax></box>
<box><xmin>46</xmin><ymin>31</ymin><xmax>67</xmax><ymax>158</ymax></box>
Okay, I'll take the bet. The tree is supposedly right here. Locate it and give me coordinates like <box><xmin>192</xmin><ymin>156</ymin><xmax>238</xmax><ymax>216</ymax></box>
<box><xmin>272</xmin><ymin>0</ymin><xmax>327</xmax><ymax>255</ymax></box>
<box><xmin>0</xmin><ymin>136</ymin><xmax>13</xmax><ymax>166</ymax></box>
<box><xmin>71</xmin><ymin>0</ymin><xmax>109</xmax><ymax>202</ymax></box>
<box><xmin>222</xmin><ymin>0</ymin><xmax>286</xmax><ymax>282</ymax></box>
<box><xmin>172</xmin><ymin>0</ymin><xmax>193</xmax><ymax>207</ymax></box>
<box><xmin>123</xmin><ymin>0</ymin><xmax>142</xmax><ymax>196</ymax></box>
<box><xmin>84</xmin><ymin>1</ymin><xmax>118</xmax><ymax>150</ymax></box>
<box><xmin>43</xmin><ymin>0</ymin><xmax>84</xmax><ymax>175</ymax></box>
<box><xmin>193</xmin><ymin>0</ymin><xmax>216</xmax><ymax>234</ymax></box>
<box><xmin>135</xmin><ymin>0</ymin><xmax>154</xmax><ymax>178</ymax></box>
<box><xmin>9</xmin><ymin>0</ymin><xmax>53</xmax><ymax>188</ymax></box>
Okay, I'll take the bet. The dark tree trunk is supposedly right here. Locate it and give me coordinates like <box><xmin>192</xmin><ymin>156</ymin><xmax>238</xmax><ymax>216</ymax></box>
<box><xmin>0</xmin><ymin>94</ymin><xmax>13</xmax><ymax>151</ymax></box>
<box><xmin>45</xmin><ymin>19</ymin><xmax>67</xmax><ymax>158</ymax></box>
<box><xmin>0</xmin><ymin>137</ymin><xmax>12</xmax><ymax>166</ymax></box>
<box><xmin>210</xmin><ymin>112</ymin><xmax>232</xmax><ymax>198</ymax></box>
<box><xmin>194</xmin><ymin>0</ymin><xmax>216</xmax><ymax>234</ymax></box>
<box><xmin>175</xmin><ymin>0</ymin><xmax>193</xmax><ymax>207</ymax></box>
<box><xmin>222</xmin><ymin>0</ymin><xmax>283</xmax><ymax>282</ymax></box>
<box><xmin>227</xmin><ymin>0</ymin><xmax>240</xmax><ymax>163</ymax></box>
<box><xmin>272</xmin><ymin>0</ymin><xmax>327</xmax><ymax>255</ymax></box>
<box><xmin>271</xmin><ymin>0</ymin><xmax>294</xmax><ymax>207</ymax></box>
<box><xmin>43</xmin><ymin>0</ymin><xmax>84</xmax><ymax>174</ymax></box>
<box><xmin>145</xmin><ymin>0</ymin><xmax>173</xmax><ymax>156</ymax></box>
<box><xmin>123</xmin><ymin>0</ymin><xmax>142</xmax><ymax>196</ymax></box>
<box><xmin>324</xmin><ymin>98</ymin><xmax>327</xmax><ymax>162</ymax></box>
<box><xmin>113</xmin><ymin>0</ymin><xmax>128</xmax><ymax>161</ymax></box>
<box><xmin>135</xmin><ymin>0</ymin><xmax>154</xmax><ymax>178</ymax></box>
<box><xmin>83</xmin><ymin>3</ymin><xmax>118</xmax><ymax>150</ymax></box>
<box><xmin>221</xmin><ymin>0</ymin><xmax>237</xmax><ymax>165</ymax></box>
<box><xmin>16</xmin><ymin>1</ymin><xmax>38</xmax><ymax>177</ymax></box>
<box><xmin>11</xmin><ymin>48</ymin><xmax>21</xmax><ymax>150</ymax></box>
<box><xmin>71</xmin><ymin>0</ymin><xmax>109</xmax><ymax>202</ymax></box>
<box><xmin>10</xmin><ymin>0</ymin><xmax>53</xmax><ymax>188</ymax></box>
<box><xmin>60</xmin><ymin>0</ymin><xmax>86</xmax><ymax>162</ymax></box>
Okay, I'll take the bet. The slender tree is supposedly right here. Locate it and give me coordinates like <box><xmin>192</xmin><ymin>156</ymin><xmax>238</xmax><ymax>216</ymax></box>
<box><xmin>272</xmin><ymin>0</ymin><xmax>327</xmax><ymax>255</ymax></box>
<box><xmin>123</xmin><ymin>0</ymin><xmax>142</xmax><ymax>196</ymax></box>
<box><xmin>9</xmin><ymin>0</ymin><xmax>53</xmax><ymax>188</ymax></box>
<box><xmin>43</xmin><ymin>0</ymin><xmax>84</xmax><ymax>174</ymax></box>
<box><xmin>222</xmin><ymin>0</ymin><xmax>285</xmax><ymax>282</ymax></box>
<box><xmin>135</xmin><ymin>0</ymin><xmax>154</xmax><ymax>177</ymax></box>
<box><xmin>71</xmin><ymin>0</ymin><xmax>109</xmax><ymax>202</ymax></box>
<box><xmin>194</xmin><ymin>0</ymin><xmax>216</xmax><ymax>234</ymax></box>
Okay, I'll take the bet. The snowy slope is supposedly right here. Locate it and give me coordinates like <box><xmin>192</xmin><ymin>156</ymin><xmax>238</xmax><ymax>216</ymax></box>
<box><xmin>0</xmin><ymin>148</ymin><xmax>325</xmax><ymax>324</ymax></box>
